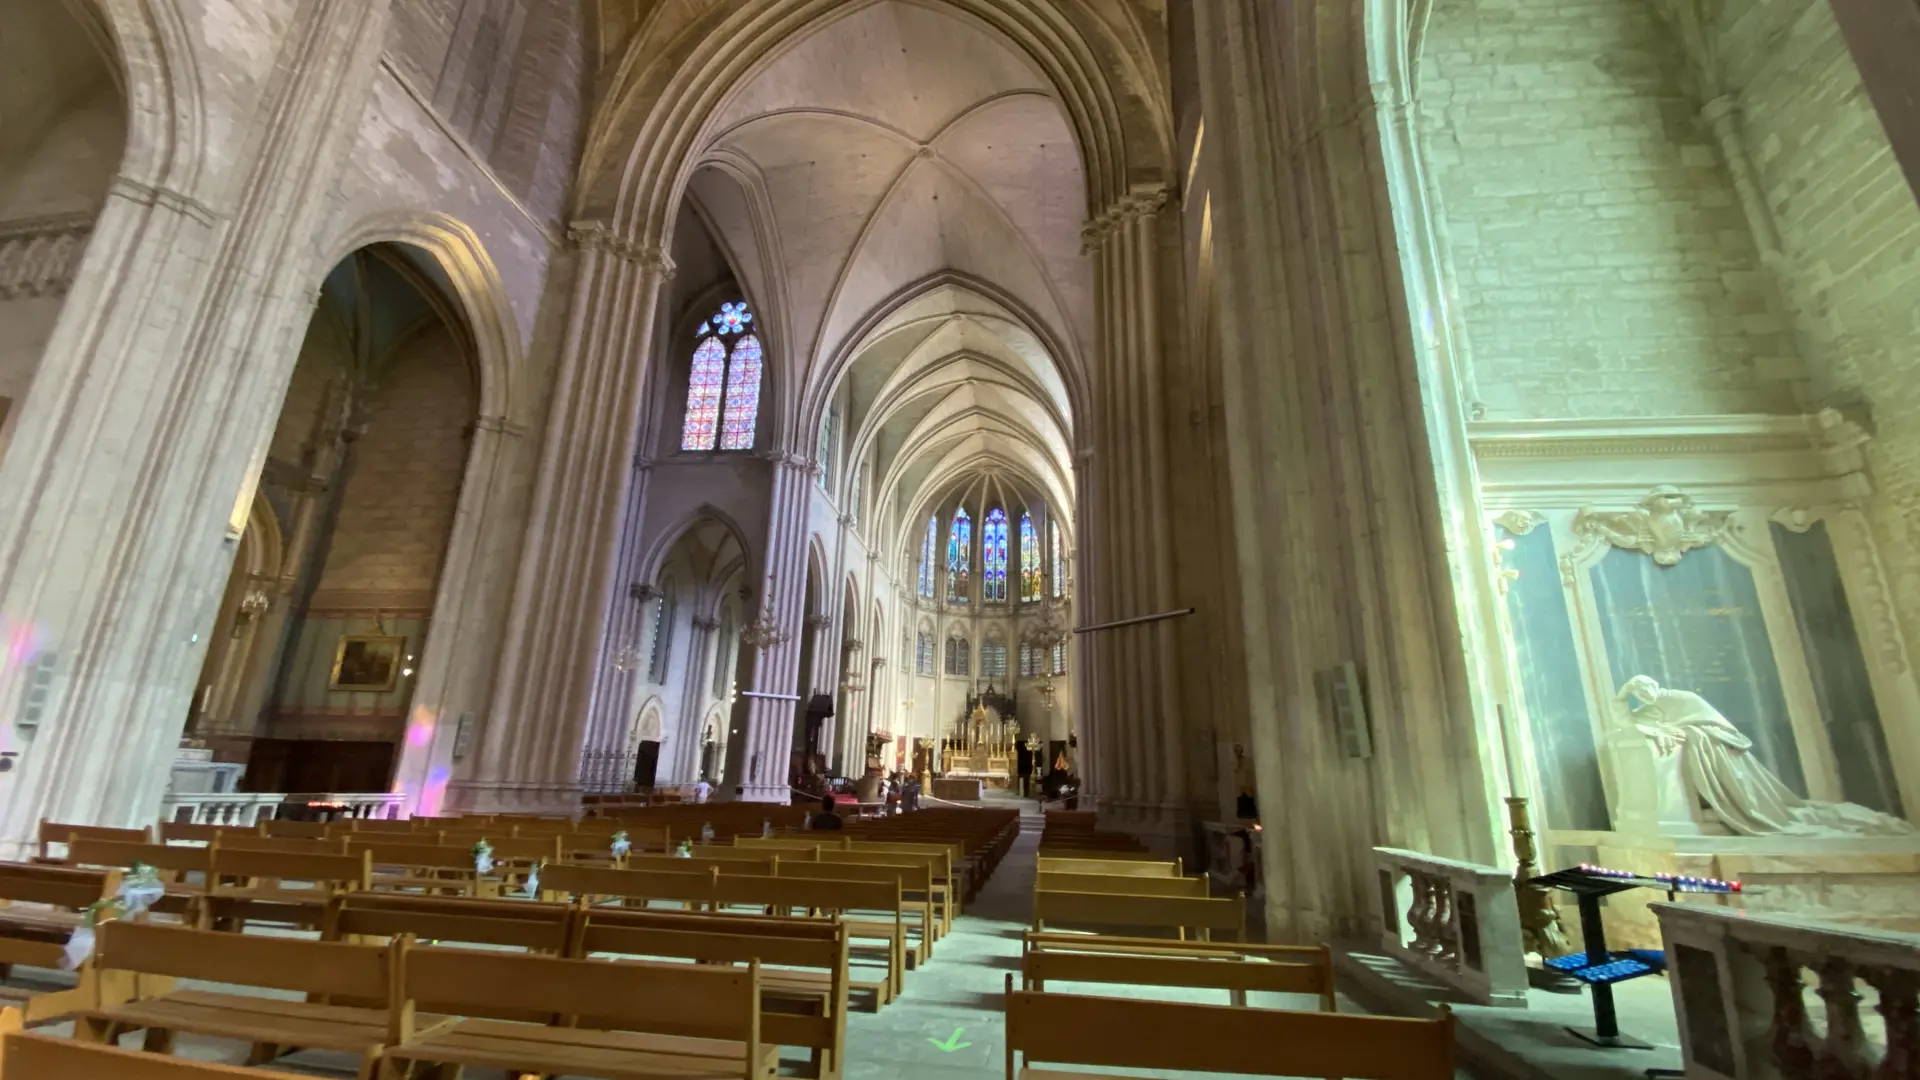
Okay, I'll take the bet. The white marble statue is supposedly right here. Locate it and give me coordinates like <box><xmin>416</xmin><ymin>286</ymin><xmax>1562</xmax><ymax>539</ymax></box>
<box><xmin>1616</xmin><ymin>676</ymin><xmax>1914</xmax><ymax>837</ymax></box>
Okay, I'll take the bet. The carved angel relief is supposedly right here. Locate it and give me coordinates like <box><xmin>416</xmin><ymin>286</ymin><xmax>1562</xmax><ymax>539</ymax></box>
<box><xmin>1573</xmin><ymin>486</ymin><xmax>1730</xmax><ymax>566</ymax></box>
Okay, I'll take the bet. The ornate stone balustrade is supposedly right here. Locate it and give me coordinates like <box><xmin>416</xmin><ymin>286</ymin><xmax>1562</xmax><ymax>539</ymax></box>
<box><xmin>158</xmin><ymin>791</ymin><xmax>404</xmax><ymax>826</ymax></box>
<box><xmin>0</xmin><ymin>214</ymin><xmax>93</xmax><ymax>299</ymax></box>
<box><xmin>1374</xmin><ymin>847</ymin><xmax>1530</xmax><ymax>1007</ymax></box>
<box><xmin>1655</xmin><ymin>902</ymin><xmax>1920</xmax><ymax>1080</ymax></box>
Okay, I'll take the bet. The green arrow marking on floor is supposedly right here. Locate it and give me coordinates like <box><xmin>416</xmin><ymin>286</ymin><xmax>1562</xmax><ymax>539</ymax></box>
<box><xmin>928</xmin><ymin>1027</ymin><xmax>972</xmax><ymax>1052</ymax></box>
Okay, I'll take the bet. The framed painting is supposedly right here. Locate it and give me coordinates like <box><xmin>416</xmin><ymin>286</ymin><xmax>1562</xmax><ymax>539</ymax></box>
<box><xmin>330</xmin><ymin>634</ymin><xmax>406</xmax><ymax>692</ymax></box>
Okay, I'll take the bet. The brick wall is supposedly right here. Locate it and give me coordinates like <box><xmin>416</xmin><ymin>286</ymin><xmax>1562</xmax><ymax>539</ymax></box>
<box><xmin>313</xmin><ymin>322</ymin><xmax>476</xmax><ymax>608</ymax></box>
<box><xmin>1419</xmin><ymin>0</ymin><xmax>1804</xmax><ymax>419</ymax></box>
<box><xmin>1717</xmin><ymin>0</ymin><xmax>1920</xmax><ymax>667</ymax></box>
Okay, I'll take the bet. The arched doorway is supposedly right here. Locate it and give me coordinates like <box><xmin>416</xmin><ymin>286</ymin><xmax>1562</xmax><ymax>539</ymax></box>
<box><xmin>0</xmin><ymin>0</ymin><xmax>126</xmax><ymax>463</ymax></box>
<box><xmin>185</xmin><ymin>243</ymin><xmax>480</xmax><ymax>797</ymax></box>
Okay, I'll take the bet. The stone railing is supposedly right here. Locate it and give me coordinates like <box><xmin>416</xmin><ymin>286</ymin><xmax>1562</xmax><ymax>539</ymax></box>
<box><xmin>159</xmin><ymin>791</ymin><xmax>405</xmax><ymax>826</ymax></box>
<box><xmin>1655</xmin><ymin>902</ymin><xmax>1920</xmax><ymax>1080</ymax></box>
<box><xmin>1374</xmin><ymin>846</ymin><xmax>1529</xmax><ymax>1007</ymax></box>
<box><xmin>0</xmin><ymin>213</ymin><xmax>92</xmax><ymax>299</ymax></box>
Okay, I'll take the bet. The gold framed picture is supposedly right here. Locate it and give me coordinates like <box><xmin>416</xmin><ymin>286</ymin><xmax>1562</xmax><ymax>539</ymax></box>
<box><xmin>330</xmin><ymin>634</ymin><xmax>406</xmax><ymax>692</ymax></box>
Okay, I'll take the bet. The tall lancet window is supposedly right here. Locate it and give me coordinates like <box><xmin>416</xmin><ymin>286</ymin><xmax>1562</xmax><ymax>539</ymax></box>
<box><xmin>815</xmin><ymin>407</ymin><xmax>837</xmax><ymax>489</ymax></box>
<box><xmin>1049</xmin><ymin>521</ymin><xmax>1065</xmax><ymax>598</ymax></box>
<box><xmin>947</xmin><ymin>508</ymin><xmax>972</xmax><ymax>603</ymax></box>
<box><xmin>1019</xmin><ymin>512</ymin><xmax>1042</xmax><ymax>603</ymax></box>
<box><xmin>917</xmin><ymin>516</ymin><xmax>937</xmax><ymax>598</ymax></box>
<box><xmin>983</xmin><ymin>508</ymin><xmax>1009</xmax><ymax>603</ymax></box>
<box><xmin>680</xmin><ymin>301</ymin><xmax>762</xmax><ymax>451</ymax></box>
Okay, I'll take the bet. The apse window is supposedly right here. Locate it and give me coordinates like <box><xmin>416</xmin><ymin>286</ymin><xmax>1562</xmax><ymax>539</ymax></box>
<box><xmin>681</xmin><ymin>301</ymin><xmax>763</xmax><ymax>452</ymax></box>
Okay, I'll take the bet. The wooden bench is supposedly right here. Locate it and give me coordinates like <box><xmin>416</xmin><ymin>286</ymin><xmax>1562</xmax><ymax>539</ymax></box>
<box><xmin>1022</xmin><ymin>938</ymin><xmax>1336</xmax><ymax>1010</ymax></box>
<box><xmin>1035</xmin><ymin>856</ymin><xmax>1180</xmax><ymax>877</ymax></box>
<box><xmin>201</xmin><ymin>848</ymin><xmax>373</xmax><ymax>931</ymax></box>
<box><xmin>0</xmin><ymin>1028</ymin><xmax>291</xmax><ymax>1078</ymax></box>
<box><xmin>340</xmin><ymin>840</ymin><xmax>496</xmax><ymax>897</ymax></box>
<box><xmin>0</xmin><ymin>863</ymin><xmax>129</xmax><ymax>1023</ymax></box>
<box><xmin>1004</xmin><ymin>977</ymin><xmax>1455</xmax><ymax>1079</ymax></box>
<box><xmin>816</xmin><ymin>849</ymin><xmax>956</xmax><ymax>935</ymax></box>
<box><xmin>776</xmin><ymin>859</ymin><xmax>939</xmax><ymax>964</ymax></box>
<box><xmin>320</xmin><ymin>892</ymin><xmax>574</xmax><ymax>955</ymax></box>
<box><xmin>69</xmin><ymin>920</ymin><xmax>431</xmax><ymax>1079</ymax></box>
<box><xmin>261</xmin><ymin>820</ymin><xmax>328</xmax><ymax>841</ymax></box>
<box><xmin>379</xmin><ymin>942</ymin><xmax>774</xmax><ymax>1080</ymax></box>
<box><xmin>1032</xmin><ymin>890</ymin><xmax>1246</xmax><ymax>941</ymax></box>
<box><xmin>542</xmin><ymin>863</ymin><xmax>721</xmax><ymax>909</ymax></box>
<box><xmin>36</xmin><ymin>821</ymin><xmax>150</xmax><ymax>863</ymax></box>
<box><xmin>65</xmin><ymin>839</ymin><xmax>215</xmax><ymax>922</ymax></box>
<box><xmin>572</xmin><ymin>908</ymin><xmax>850</xmax><ymax>1077</ymax></box>
<box><xmin>1035</xmin><ymin>871</ymin><xmax>1207</xmax><ymax>897</ymax></box>
<box><xmin>714</xmin><ymin>874</ymin><xmax>906</xmax><ymax>1004</ymax></box>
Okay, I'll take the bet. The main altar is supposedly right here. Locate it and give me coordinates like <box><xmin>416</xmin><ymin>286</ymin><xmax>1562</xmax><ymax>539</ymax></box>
<box><xmin>938</xmin><ymin>685</ymin><xmax>1020</xmax><ymax>787</ymax></box>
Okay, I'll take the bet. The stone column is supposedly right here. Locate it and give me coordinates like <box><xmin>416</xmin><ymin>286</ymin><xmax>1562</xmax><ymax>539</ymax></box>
<box><xmin>0</xmin><ymin>0</ymin><xmax>391</xmax><ymax>853</ymax></box>
<box><xmin>731</xmin><ymin>456</ymin><xmax>812</xmax><ymax>801</ymax></box>
<box><xmin>803</xmin><ymin>612</ymin><xmax>835</xmax><ymax>766</ymax></box>
<box><xmin>1191</xmin><ymin>0</ymin><xmax>1503</xmax><ymax>939</ymax></box>
<box><xmin>667</xmin><ymin>615</ymin><xmax>719</xmax><ymax>784</ymax></box>
<box><xmin>456</xmin><ymin>224</ymin><xmax>672</xmax><ymax>813</ymax></box>
<box><xmin>1078</xmin><ymin>188</ymin><xmax>1189</xmax><ymax>846</ymax></box>
<box><xmin>584</xmin><ymin>456</ymin><xmax>656</xmax><ymax>761</ymax></box>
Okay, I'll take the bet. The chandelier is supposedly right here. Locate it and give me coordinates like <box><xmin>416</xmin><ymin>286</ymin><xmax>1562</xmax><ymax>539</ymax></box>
<box><xmin>1024</xmin><ymin>596</ymin><xmax>1071</xmax><ymax>653</ymax></box>
<box><xmin>739</xmin><ymin>576</ymin><xmax>791</xmax><ymax>651</ymax></box>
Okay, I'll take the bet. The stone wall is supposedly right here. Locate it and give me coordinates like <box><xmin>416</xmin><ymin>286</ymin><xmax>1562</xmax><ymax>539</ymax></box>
<box><xmin>312</xmin><ymin>323</ymin><xmax>476</xmax><ymax>611</ymax></box>
<box><xmin>1714</xmin><ymin>0</ymin><xmax>1920</xmax><ymax>672</ymax></box>
<box><xmin>1418</xmin><ymin>0</ymin><xmax>1803</xmax><ymax>419</ymax></box>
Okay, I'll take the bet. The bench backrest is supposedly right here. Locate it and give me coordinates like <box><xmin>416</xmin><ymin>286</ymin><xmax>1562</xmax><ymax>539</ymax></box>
<box><xmin>67</xmin><ymin>838</ymin><xmax>214</xmax><ymax>877</ymax></box>
<box><xmin>342</xmin><ymin>840</ymin><xmax>480</xmax><ymax>872</ymax></box>
<box><xmin>1036</xmin><ymin>871</ymin><xmax>1207</xmax><ymax>897</ymax></box>
<box><xmin>211</xmin><ymin>847</ymin><xmax>373</xmax><ymax>890</ymax></box>
<box><xmin>97</xmin><ymin>920</ymin><xmax>391</xmax><ymax>1000</ymax></box>
<box><xmin>1023</xmin><ymin>947</ymin><xmax>1336</xmax><ymax>1010</ymax></box>
<box><xmin>624</xmin><ymin>853</ymin><xmax>778</xmax><ymax>875</ymax></box>
<box><xmin>216</xmin><ymin>833</ymin><xmax>339</xmax><ymax>855</ymax></box>
<box><xmin>0</xmin><ymin>862</ymin><xmax>122</xmax><ymax>908</ymax></box>
<box><xmin>1036</xmin><ymin>856</ymin><xmax>1179</xmax><ymax>877</ymax></box>
<box><xmin>322</xmin><ymin>893</ymin><xmax>573</xmax><ymax>952</ymax></box>
<box><xmin>396</xmin><ymin>942</ymin><xmax>761</xmax><ymax>1047</ymax></box>
<box><xmin>1032</xmin><ymin>890</ymin><xmax>1245</xmax><ymax>938</ymax></box>
<box><xmin>1043</xmin><ymin>811</ymin><xmax>1099</xmax><ymax>832</ymax></box>
<box><xmin>541</xmin><ymin>863</ymin><xmax>719</xmax><ymax>905</ymax></box>
<box><xmin>159</xmin><ymin>822</ymin><xmax>259</xmax><ymax>845</ymax></box>
<box><xmin>262</xmin><ymin>820</ymin><xmax>328</xmax><ymax>840</ymax></box>
<box><xmin>0</xmin><ymin>1031</ymin><xmax>284</xmax><ymax>1078</ymax></box>
<box><xmin>38</xmin><ymin>821</ymin><xmax>150</xmax><ymax>859</ymax></box>
<box><xmin>714</xmin><ymin>873</ymin><xmax>901</xmax><ymax>915</ymax></box>
<box><xmin>1005</xmin><ymin>979</ymin><xmax>1454</xmax><ymax>1079</ymax></box>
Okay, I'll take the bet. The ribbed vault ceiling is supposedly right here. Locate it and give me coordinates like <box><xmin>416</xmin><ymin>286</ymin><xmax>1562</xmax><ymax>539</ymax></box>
<box><xmin>686</xmin><ymin>0</ymin><xmax>1084</xmax><ymax>575</ymax></box>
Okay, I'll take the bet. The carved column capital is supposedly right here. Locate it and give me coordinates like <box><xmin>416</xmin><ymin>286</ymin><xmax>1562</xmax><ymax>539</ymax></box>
<box><xmin>691</xmin><ymin>616</ymin><xmax>720</xmax><ymax>632</ymax></box>
<box><xmin>631</xmin><ymin>582</ymin><xmax>661</xmax><ymax>603</ymax></box>
<box><xmin>805</xmin><ymin>614</ymin><xmax>834</xmax><ymax>631</ymax></box>
<box><xmin>567</xmin><ymin>220</ymin><xmax>676</xmax><ymax>279</ymax></box>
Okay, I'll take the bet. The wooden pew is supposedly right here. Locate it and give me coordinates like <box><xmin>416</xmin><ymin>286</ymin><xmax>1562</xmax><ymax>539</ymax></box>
<box><xmin>320</xmin><ymin>892</ymin><xmax>574</xmax><ymax>954</ymax></box>
<box><xmin>816</xmin><ymin>849</ymin><xmax>956</xmax><ymax>934</ymax></box>
<box><xmin>0</xmin><ymin>1029</ymin><xmax>291</xmax><ymax>1078</ymax></box>
<box><xmin>1022</xmin><ymin>939</ymin><xmax>1336</xmax><ymax>1010</ymax></box>
<box><xmin>1032</xmin><ymin>890</ymin><xmax>1246</xmax><ymax>941</ymax></box>
<box><xmin>713</xmin><ymin>874</ymin><xmax>906</xmax><ymax>1003</ymax></box>
<box><xmin>0</xmin><ymin>863</ymin><xmax>128</xmax><ymax>1023</ymax></box>
<box><xmin>572</xmin><ymin>908</ymin><xmax>851</xmax><ymax>1077</ymax></box>
<box><xmin>377</xmin><ymin>943</ymin><xmax>774</xmax><ymax>1080</ymax></box>
<box><xmin>69</xmin><ymin>920</ymin><xmax>429</xmax><ymax>1079</ymax></box>
<box><xmin>775</xmin><ymin>859</ymin><xmax>940</xmax><ymax>963</ymax></box>
<box><xmin>260</xmin><ymin>820</ymin><xmax>327</xmax><ymax>840</ymax></box>
<box><xmin>1004</xmin><ymin>977</ymin><xmax>1455</xmax><ymax>1079</ymax></box>
<box><xmin>36</xmin><ymin>821</ymin><xmax>150</xmax><ymax>863</ymax></box>
<box><xmin>339</xmin><ymin>839</ymin><xmax>496</xmax><ymax>897</ymax></box>
<box><xmin>1036</xmin><ymin>855</ymin><xmax>1181</xmax><ymax>877</ymax></box>
<box><xmin>1035</xmin><ymin>871</ymin><xmax>1208</xmax><ymax>897</ymax></box>
<box><xmin>541</xmin><ymin>863</ymin><xmax>720</xmax><ymax>909</ymax></box>
<box><xmin>201</xmin><ymin>848</ymin><xmax>373</xmax><ymax>931</ymax></box>
<box><xmin>65</xmin><ymin>839</ymin><xmax>215</xmax><ymax>922</ymax></box>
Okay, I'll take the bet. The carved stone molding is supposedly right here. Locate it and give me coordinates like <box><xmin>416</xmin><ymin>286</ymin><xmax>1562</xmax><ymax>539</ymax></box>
<box><xmin>474</xmin><ymin>414</ymin><xmax>527</xmax><ymax>438</ymax></box>
<box><xmin>805</xmin><ymin>614</ymin><xmax>833</xmax><ymax>631</ymax></box>
<box><xmin>107</xmin><ymin>175</ymin><xmax>221</xmax><ymax>226</ymax></box>
<box><xmin>631</xmin><ymin>583</ymin><xmax>660</xmax><ymax>603</ymax></box>
<box><xmin>567</xmin><ymin>220</ymin><xmax>676</xmax><ymax>278</ymax></box>
<box><xmin>1572</xmin><ymin>486</ymin><xmax>1730</xmax><ymax>566</ymax></box>
<box><xmin>691</xmin><ymin>616</ymin><xmax>720</xmax><ymax>632</ymax></box>
<box><xmin>1079</xmin><ymin>184</ymin><xmax>1174</xmax><ymax>252</ymax></box>
<box><xmin>0</xmin><ymin>214</ymin><xmax>93</xmax><ymax>300</ymax></box>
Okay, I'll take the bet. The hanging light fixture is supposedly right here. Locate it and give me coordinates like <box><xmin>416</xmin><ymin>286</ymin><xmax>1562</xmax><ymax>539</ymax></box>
<box><xmin>739</xmin><ymin>574</ymin><xmax>791</xmax><ymax>651</ymax></box>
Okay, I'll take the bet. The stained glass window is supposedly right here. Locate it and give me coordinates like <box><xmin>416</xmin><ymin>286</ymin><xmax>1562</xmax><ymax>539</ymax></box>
<box><xmin>918</xmin><ymin>517</ymin><xmax>937</xmax><ymax>598</ymax></box>
<box><xmin>719</xmin><ymin>334</ymin><xmax>762</xmax><ymax>451</ymax></box>
<box><xmin>680</xmin><ymin>337</ymin><xmax>726</xmax><ymax>451</ymax></box>
<box><xmin>1050</xmin><ymin>521</ymin><xmax>1065</xmax><ymax>598</ymax></box>
<box><xmin>1020</xmin><ymin>513</ymin><xmax>1042</xmax><ymax>602</ymax></box>
<box><xmin>1051</xmin><ymin>640</ymin><xmax>1067</xmax><ymax>676</ymax></box>
<box><xmin>983</xmin><ymin>509</ymin><xmax>1009</xmax><ymax>603</ymax></box>
<box><xmin>916</xmin><ymin>632</ymin><xmax>934</xmax><ymax>675</ymax></box>
<box><xmin>945</xmin><ymin>637</ymin><xmax>970</xmax><ymax>676</ymax></box>
<box><xmin>682</xmin><ymin>301</ymin><xmax>762</xmax><ymax>452</ymax></box>
<box><xmin>1018</xmin><ymin>643</ymin><xmax>1038</xmax><ymax>678</ymax></box>
<box><xmin>947</xmin><ymin>509</ymin><xmax>972</xmax><ymax>603</ymax></box>
<box><xmin>982</xmin><ymin>640</ymin><xmax>1007</xmax><ymax>680</ymax></box>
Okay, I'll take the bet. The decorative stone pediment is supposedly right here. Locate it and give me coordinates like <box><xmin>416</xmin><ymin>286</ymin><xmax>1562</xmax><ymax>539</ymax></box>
<box><xmin>1572</xmin><ymin>486</ymin><xmax>1730</xmax><ymax>566</ymax></box>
